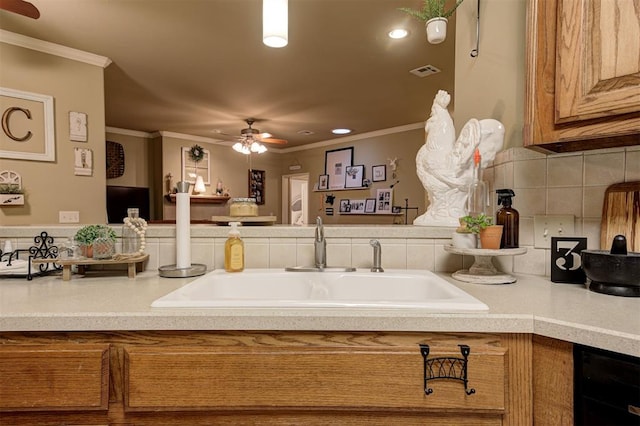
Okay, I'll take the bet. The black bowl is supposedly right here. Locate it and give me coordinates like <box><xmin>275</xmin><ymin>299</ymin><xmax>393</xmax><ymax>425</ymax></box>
<box><xmin>581</xmin><ymin>250</ymin><xmax>640</xmax><ymax>297</ymax></box>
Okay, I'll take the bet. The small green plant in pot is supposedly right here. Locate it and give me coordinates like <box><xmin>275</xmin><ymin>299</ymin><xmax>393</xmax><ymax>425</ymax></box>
<box><xmin>460</xmin><ymin>214</ymin><xmax>503</xmax><ymax>249</ymax></box>
<box><xmin>460</xmin><ymin>213</ymin><xmax>492</xmax><ymax>234</ymax></box>
<box><xmin>398</xmin><ymin>0</ymin><xmax>464</xmax><ymax>44</ymax></box>
<box><xmin>74</xmin><ymin>225</ymin><xmax>116</xmax><ymax>259</ymax></box>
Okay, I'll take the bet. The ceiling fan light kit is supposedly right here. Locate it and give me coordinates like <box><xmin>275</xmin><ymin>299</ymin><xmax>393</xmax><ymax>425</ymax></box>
<box><xmin>233</xmin><ymin>141</ymin><xmax>267</xmax><ymax>155</ymax></box>
<box><xmin>263</xmin><ymin>0</ymin><xmax>288</xmax><ymax>48</ymax></box>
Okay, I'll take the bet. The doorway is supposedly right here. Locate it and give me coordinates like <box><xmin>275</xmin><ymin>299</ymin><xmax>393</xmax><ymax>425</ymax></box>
<box><xmin>281</xmin><ymin>173</ymin><xmax>309</xmax><ymax>225</ymax></box>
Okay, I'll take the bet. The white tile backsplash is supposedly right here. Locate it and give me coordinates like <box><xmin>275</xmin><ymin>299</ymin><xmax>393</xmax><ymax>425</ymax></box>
<box><xmin>547</xmin><ymin>187</ymin><xmax>583</xmax><ymax>216</ymax></box>
<box><xmin>625</xmin><ymin>149</ymin><xmax>640</xmax><ymax>181</ymax></box>
<box><xmin>584</xmin><ymin>151</ymin><xmax>625</xmax><ymax>186</ymax></box>
<box><xmin>514</xmin><ymin>158</ymin><xmax>546</xmax><ymax>188</ymax></box>
<box><xmin>548</xmin><ymin>155</ymin><xmax>583</xmax><ymax>187</ymax></box>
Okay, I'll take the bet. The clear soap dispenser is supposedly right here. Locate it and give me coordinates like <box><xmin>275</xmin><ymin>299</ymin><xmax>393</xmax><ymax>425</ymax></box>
<box><xmin>466</xmin><ymin>148</ymin><xmax>487</xmax><ymax>218</ymax></box>
<box><xmin>224</xmin><ymin>222</ymin><xmax>244</xmax><ymax>272</ymax></box>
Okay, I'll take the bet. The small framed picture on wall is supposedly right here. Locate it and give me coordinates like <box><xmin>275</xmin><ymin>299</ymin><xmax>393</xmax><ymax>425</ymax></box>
<box><xmin>318</xmin><ymin>174</ymin><xmax>329</xmax><ymax>190</ymax></box>
<box><xmin>344</xmin><ymin>164</ymin><xmax>364</xmax><ymax>188</ymax></box>
<box><xmin>372</xmin><ymin>164</ymin><xmax>386</xmax><ymax>182</ymax></box>
<box><xmin>376</xmin><ymin>188</ymin><xmax>393</xmax><ymax>214</ymax></box>
<box><xmin>249</xmin><ymin>169</ymin><xmax>265</xmax><ymax>204</ymax></box>
<box><xmin>364</xmin><ymin>198</ymin><xmax>376</xmax><ymax>213</ymax></box>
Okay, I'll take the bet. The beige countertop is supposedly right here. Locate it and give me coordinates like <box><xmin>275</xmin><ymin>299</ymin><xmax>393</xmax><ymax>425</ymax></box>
<box><xmin>0</xmin><ymin>270</ymin><xmax>638</xmax><ymax>357</ymax></box>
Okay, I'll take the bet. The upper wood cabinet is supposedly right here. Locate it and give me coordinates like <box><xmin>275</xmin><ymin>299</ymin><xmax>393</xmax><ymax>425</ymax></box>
<box><xmin>524</xmin><ymin>0</ymin><xmax>640</xmax><ymax>153</ymax></box>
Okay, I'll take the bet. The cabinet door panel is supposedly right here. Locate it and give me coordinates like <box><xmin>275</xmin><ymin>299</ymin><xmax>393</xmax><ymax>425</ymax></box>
<box><xmin>125</xmin><ymin>346</ymin><xmax>506</xmax><ymax>412</ymax></box>
<box><xmin>556</xmin><ymin>0</ymin><xmax>640</xmax><ymax>123</ymax></box>
<box><xmin>0</xmin><ymin>345</ymin><xmax>110</xmax><ymax>411</ymax></box>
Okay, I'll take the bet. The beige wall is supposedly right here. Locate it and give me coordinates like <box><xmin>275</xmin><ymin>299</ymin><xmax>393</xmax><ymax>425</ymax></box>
<box><xmin>453</xmin><ymin>0</ymin><xmax>526</xmax><ymax>149</ymax></box>
<box><xmin>0</xmin><ymin>42</ymin><xmax>107</xmax><ymax>225</ymax></box>
<box><xmin>159</xmin><ymin>135</ymin><xmax>282</xmax><ymax>221</ymax></box>
<box><xmin>281</xmin><ymin>127</ymin><xmax>426</xmax><ymax>225</ymax></box>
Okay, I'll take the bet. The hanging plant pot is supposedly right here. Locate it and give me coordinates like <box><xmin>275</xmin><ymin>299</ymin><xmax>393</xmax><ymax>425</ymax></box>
<box><xmin>426</xmin><ymin>17</ymin><xmax>448</xmax><ymax>44</ymax></box>
<box><xmin>479</xmin><ymin>225</ymin><xmax>504</xmax><ymax>250</ymax></box>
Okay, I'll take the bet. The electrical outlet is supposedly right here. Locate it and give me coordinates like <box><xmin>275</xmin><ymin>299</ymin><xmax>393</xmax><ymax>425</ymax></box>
<box><xmin>534</xmin><ymin>215</ymin><xmax>575</xmax><ymax>249</ymax></box>
<box><xmin>59</xmin><ymin>211</ymin><xmax>80</xmax><ymax>223</ymax></box>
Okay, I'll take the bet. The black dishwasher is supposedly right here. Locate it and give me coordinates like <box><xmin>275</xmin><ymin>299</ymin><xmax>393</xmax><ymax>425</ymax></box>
<box><xmin>574</xmin><ymin>344</ymin><xmax>640</xmax><ymax>425</ymax></box>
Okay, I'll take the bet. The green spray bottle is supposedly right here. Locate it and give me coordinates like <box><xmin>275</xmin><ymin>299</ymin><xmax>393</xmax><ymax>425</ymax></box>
<box><xmin>496</xmin><ymin>189</ymin><xmax>519</xmax><ymax>249</ymax></box>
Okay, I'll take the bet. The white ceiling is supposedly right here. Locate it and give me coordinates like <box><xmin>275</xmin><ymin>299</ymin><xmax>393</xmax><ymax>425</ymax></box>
<box><xmin>0</xmin><ymin>0</ymin><xmax>456</xmax><ymax>148</ymax></box>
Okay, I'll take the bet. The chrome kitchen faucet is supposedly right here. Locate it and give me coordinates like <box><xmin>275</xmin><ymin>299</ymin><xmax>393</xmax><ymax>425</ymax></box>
<box><xmin>314</xmin><ymin>216</ymin><xmax>326</xmax><ymax>269</ymax></box>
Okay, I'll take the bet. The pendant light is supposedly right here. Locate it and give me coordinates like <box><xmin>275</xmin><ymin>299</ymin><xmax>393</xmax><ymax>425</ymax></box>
<box><xmin>263</xmin><ymin>0</ymin><xmax>288</xmax><ymax>48</ymax></box>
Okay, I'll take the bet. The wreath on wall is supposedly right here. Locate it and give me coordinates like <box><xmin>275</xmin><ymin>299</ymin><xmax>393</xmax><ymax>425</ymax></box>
<box><xmin>189</xmin><ymin>144</ymin><xmax>204</xmax><ymax>163</ymax></box>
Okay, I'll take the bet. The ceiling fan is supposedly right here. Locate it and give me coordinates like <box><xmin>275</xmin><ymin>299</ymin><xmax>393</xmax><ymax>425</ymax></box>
<box><xmin>0</xmin><ymin>0</ymin><xmax>40</xmax><ymax>19</ymax></box>
<box><xmin>219</xmin><ymin>119</ymin><xmax>287</xmax><ymax>155</ymax></box>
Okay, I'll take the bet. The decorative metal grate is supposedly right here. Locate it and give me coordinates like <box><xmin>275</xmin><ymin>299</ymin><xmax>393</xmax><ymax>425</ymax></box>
<box><xmin>419</xmin><ymin>344</ymin><xmax>476</xmax><ymax>396</ymax></box>
<box><xmin>0</xmin><ymin>231</ymin><xmax>61</xmax><ymax>280</ymax></box>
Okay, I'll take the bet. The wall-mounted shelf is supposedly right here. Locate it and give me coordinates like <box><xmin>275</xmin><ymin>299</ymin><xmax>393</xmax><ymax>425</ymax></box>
<box><xmin>340</xmin><ymin>213</ymin><xmax>402</xmax><ymax>216</ymax></box>
<box><xmin>314</xmin><ymin>186</ymin><xmax>369</xmax><ymax>192</ymax></box>
<box><xmin>165</xmin><ymin>194</ymin><xmax>230</xmax><ymax>204</ymax></box>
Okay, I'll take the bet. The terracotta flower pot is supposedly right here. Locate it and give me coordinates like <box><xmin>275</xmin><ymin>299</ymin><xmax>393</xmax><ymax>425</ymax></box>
<box><xmin>80</xmin><ymin>244</ymin><xmax>93</xmax><ymax>258</ymax></box>
<box><xmin>479</xmin><ymin>225</ymin><xmax>503</xmax><ymax>250</ymax></box>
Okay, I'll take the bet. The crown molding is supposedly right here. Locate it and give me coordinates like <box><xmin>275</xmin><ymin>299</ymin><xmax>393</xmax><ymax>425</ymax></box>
<box><xmin>0</xmin><ymin>29</ymin><xmax>112</xmax><ymax>68</ymax></box>
<box><xmin>157</xmin><ymin>131</ymin><xmax>226</xmax><ymax>145</ymax></box>
<box><xmin>106</xmin><ymin>127</ymin><xmax>154</xmax><ymax>138</ymax></box>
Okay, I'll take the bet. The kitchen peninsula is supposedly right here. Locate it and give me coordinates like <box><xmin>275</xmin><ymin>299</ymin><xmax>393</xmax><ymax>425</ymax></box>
<box><xmin>1</xmin><ymin>260</ymin><xmax>638</xmax><ymax>424</ymax></box>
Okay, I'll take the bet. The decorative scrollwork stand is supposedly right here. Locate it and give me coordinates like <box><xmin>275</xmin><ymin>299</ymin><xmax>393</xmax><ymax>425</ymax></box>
<box><xmin>0</xmin><ymin>231</ymin><xmax>61</xmax><ymax>280</ymax></box>
<box><xmin>419</xmin><ymin>344</ymin><xmax>476</xmax><ymax>396</ymax></box>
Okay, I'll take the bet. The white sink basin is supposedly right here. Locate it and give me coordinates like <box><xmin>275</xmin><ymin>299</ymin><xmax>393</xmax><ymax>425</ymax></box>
<box><xmin>152</xmin><ymin>269</ymin><xmax>488</xmax><ymax>312</ymax></box>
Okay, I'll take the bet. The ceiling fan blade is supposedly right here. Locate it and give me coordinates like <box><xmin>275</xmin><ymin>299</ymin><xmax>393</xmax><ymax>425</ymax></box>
<box><xmin>261</xmin><ymin>137</ymin><xmax>288</xmax><ymax>145</ymax></box>
<box><xmin>0</xmin><ymin>0</ymin><xmax>40</xmax><ymax>19</ymax></box>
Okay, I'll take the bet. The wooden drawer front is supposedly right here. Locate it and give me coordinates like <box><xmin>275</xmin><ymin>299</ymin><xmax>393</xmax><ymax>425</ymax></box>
<box><xmin>0</xmin><ymin>345</ymin><xmax>109</xmax><ymax>411</ymax></box>
<box><xmin>125</xmin><ymin>346</ymin><xmax>505</xmax><ymax>412</ymax></box>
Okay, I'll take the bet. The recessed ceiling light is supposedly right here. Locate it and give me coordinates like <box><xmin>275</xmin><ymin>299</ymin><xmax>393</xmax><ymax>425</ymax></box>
<box><xmin>332</xmin><ymin>128</ymin><xmax>352</xmax><ymax>135</ymax></box>
<box><xmin>388</xmin><ymin>28</ymin><xmax>408</xmax><ymax>39</ymax></box>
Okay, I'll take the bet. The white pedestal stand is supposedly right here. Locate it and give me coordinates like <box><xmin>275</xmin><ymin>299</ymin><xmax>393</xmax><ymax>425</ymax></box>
<box><xmin>444</xmin><ymin>246</ymin><xmax>527</xmax><ymax>284</ymax></box>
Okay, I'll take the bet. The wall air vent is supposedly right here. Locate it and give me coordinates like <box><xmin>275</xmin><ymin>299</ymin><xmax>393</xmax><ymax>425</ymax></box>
<box><xmin>409</xmin><ymin>64</ymin><xmax>441</xmax><ymax>77</ymax></box>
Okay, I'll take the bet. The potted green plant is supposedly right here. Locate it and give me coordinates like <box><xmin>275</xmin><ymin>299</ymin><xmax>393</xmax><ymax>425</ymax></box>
<box><xmin>398</xmin><ymin>0</ymin><xmax>464</xmax><ymax>44</ymax></box>
<box><xmin>74</xmin><ymin>225</ymin><xmax>116</xmax><ymax>258</ymax></box>
<box><xmin>0</xmin><ymin>183</ymin><xmax>25</xmax><ymax>206</ymax></box>
<box><xmin>460</xmin><ymin>213</ymin><xmax>503</xmax><ymax>249</ymax></box>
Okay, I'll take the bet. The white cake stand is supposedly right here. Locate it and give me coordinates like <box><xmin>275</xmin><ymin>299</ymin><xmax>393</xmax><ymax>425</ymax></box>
<box><xmin>443</xmin><ymin>245</ymin><xmax>528</xmax><ymax>284</ymax></box>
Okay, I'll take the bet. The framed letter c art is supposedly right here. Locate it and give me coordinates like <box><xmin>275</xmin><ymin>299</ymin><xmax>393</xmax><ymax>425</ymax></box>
<box><xmin>0</xmin><ymin>87</ymin><xmax>55</xmax><ymax>162</ymax></box>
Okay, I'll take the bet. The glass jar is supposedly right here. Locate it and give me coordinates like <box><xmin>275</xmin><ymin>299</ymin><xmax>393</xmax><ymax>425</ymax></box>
<box><xmin>229</xmin><ymin>198</ymin><xmax>258</xmax><ymax>217</ymax></box>
<box><xmin>93</xmin><ymin>228</ymin><xmax>115</xmax><ymax>259</ymax></box>
<box><xmin>122</xmin><ymin>208</ymin><xmax>141</xmax><ymax>255</ymax></box>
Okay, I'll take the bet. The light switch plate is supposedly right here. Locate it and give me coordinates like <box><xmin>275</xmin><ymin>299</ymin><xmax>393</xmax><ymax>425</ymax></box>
<box><xmin>59</xmin><ymin>211</ymin><xmax>80</xmax><ymax>223</ymax></box>
<box><xmin>534</xmin><ymin>215</ymin><xmax>575</xmax><ymax>249</ymax></box>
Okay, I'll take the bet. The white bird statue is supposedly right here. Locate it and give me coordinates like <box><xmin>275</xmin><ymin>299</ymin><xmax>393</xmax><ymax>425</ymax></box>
<box><xmin>414</xmin><ymin>90</ymin><xmax>505</xmax><ymax>227</ymax></box>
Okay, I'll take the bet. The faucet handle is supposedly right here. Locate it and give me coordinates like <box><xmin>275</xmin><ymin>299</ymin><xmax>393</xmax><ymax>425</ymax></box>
<box><xmin>369</xmin><ymin>239</ymin><xmax>384</xmax><ymax>272</ymax></box>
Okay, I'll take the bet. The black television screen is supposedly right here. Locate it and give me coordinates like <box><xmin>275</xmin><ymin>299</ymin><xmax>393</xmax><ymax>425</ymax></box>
<box><xmin>106</xmin><ymin>186</ymin><xmax>150</xmax><ymax>223</ymax></box>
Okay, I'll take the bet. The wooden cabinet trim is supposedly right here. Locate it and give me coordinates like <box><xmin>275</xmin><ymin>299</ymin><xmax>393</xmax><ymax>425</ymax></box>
<box><xmin>123</xmin><ymin>344</ymin><xmax>506</xmax><ymax>412</ymax></box>
<box><xmin>0</xmin><ymin>344</ymin><xmax>110</xmax><ymax>412</ymax></box>
<box><xmin>524</xmin><ymin>0</ymin><xmax>640</xmax><ymax>152</ymax></box>
<box><xmin>556</xmin><ymin>0</ymin><xmax>640</xmax><ymax>122</ymax></box>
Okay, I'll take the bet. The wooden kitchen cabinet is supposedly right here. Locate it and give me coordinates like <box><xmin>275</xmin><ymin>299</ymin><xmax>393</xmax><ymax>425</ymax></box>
<box><xmin>0</xmin><ymin>344</ymin><xmax>110</xmax><ymax>411</ymax></box>
<box><xmin>524</xmin><ymin>0</ymin><xmax>640</xmax><ymax>153</ymax></box>
<box><xmin>0</xmin><ymin>331</ymin><xmax>531</xmax><ymax>425</ymax></box>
